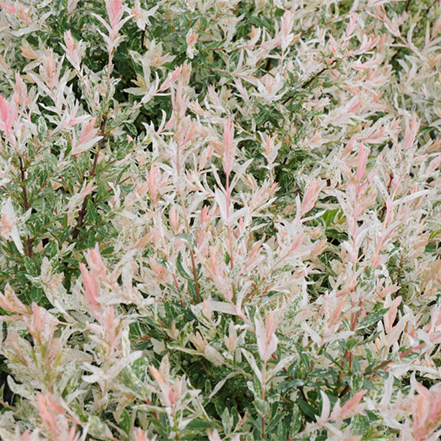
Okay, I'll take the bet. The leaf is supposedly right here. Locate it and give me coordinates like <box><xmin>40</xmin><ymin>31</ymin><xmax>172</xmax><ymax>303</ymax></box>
<box><xmin>210</xmin><ymin>301</ymin><xmax>237</xmax><ymax>316</ymax></box>
<box><xmin>31</xmin><ymin>286</ymin><xmax>43</xmax><ymax>303</ymax></box>
<box><xmin>168</xmin><ymin>345</ymin><xmax>200</xmax><ymax>356</ymax></box>
<box><xmin>188</xmin><ymin>280</ymin><xmax>198</xmax><ymax>303</ymax></box>
<box><xmin>204</xmin><ymin>344</ymin><xmax>224</xmax><ymax>366</ymax></box>
<box><xmin>7</xmin><ymin>376</ymin><xmax>34</xmax><ymax>401</ymax></box>
<box><xmin>358</xmin><ymin>308</ymin><xmax>389</xmax><ymax>329</ymax></box>
<box><xmin>86</xmin><ymin>199</ymin><xmax>98</xmax><ymax>224</ymax></box>
<box><xmin>321</xmin><ymin>208</ymin><xmax>340</xmax><ymax>227</ymax></box>
<box><xmin>87</xmin><ymin>416</ymin><xmax>114</xmax><ymax>440</ymax></box>
<box><xmin>214</xmin><ymin>188</ymin><xmax>228</xmax><ymax>222</ymax></box>
<box><xmin>392</xmin><ymin>190</ymin><xmax>430</xmax><ymax>207</ymax></box>
<box><xmin>176</xmin><ymin>251</ymin><xmax>193</xmax><ymax>281</ymax></box>
<box><xmin>319</xmin><ymin>391</ymin><xmax>331</xmax><ymax>423</ymax></box>
<box><xmin>119</xmin><ymin>409</ymin><xmax>131</xmax><ymax>435</ymax></box>
<box><xmin>175</xmin><ymin>233</ymin><xmax>195</xmax><ymax>246</ymax></box>
<box><xmin>209</xmin><ymin>372</ymin><xmax>239</xmax><ymax>398</ymax></box>
<box><xmin>229</xmin><ymin>158</ymin><xmax>253</xmax><ymax>190</ymax></box>
<box><xmin>242</xmin><ymin>349</ymin><xmax>262</xmax><ymax>383</ymax></box>
<box><xmin>221</xmin><ymin>407</ymin><xmax>232</xmax><ymax>433</ymax></box>
<box><xmin>295</xmin><ymin>343</ymin><xmax>311</xmax><ymax>369</ymax></box>
<box><xmin>37</xmin><ymin>116</ymin><xmax>48</xmax><ymax>141</ymax></box>
<box><xmin>225</xmin><ymin>206</ymin><xmax>250</xmax><ymax>227</ymax></box>
<box><xmin>297</xmin><ymin>399</ymin><xmax>317</xmax><ymax>419</ymax></box>
<box><xmin>267</xmin><ymin>355</ymin><xmax>295</xmax><ymax>381</ymax></box>
<box><xmin>185</xmin><ymin>419</ymin><xmax>214</xmax><ymax>434</ymax></box>
<box><xmin>254</xmin><ymin>398</ymin><xmax>268</xmax><ymax>417</ymax></box>
<box><xmin>120</xmin><ymin>367</ymin><xmax>151</xmax><ymax>400</ymax></box>
<box><xmin>71</xmin><ymin>135</ymin><xmax>103</xmax><ymax>155</ymax></box>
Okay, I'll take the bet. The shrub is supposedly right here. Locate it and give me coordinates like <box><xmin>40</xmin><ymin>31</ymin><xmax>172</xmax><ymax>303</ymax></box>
<box><xmin>1</xmin><ymin>0</ymin><xmax>441</xmax><ymax>440</ymax></box>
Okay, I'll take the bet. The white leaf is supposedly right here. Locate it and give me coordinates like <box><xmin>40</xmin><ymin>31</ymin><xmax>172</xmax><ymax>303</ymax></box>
<box><xmin>318</xmin><ymin>390</ymin><xmax>331</xmax><ymax>423</ymax></box>
<box><xmin>151</xmin><ymin>338</ymin><xmax>166</xmax><ymax>354</ymax></box>
<box><xmin>322</xmin><ymin>330</ymin><xmax>355</xmax><ymax>344</ymax></box>
<box><xmin>7</xmin><ymin>376</ymin><xmax>35</xmax><ymax>401</ymax></box>
<box><xmin>209</xmin><ymin>372</ymin><xmax>239</xmax><ymax>398</ymax></box>
<box><xmin>11</xmin><ymin>25</ymin><xmax>40</xmax><ymax>36</ymax></box>
<box><xmin>71</xmin><ymin>136</ymin><xmax>103</xmax><ymax>155</ymax></box>
<box><xmin>392</xmin><ymin>190</ymin><xmax>430</xmax><ymax>207</ymax></box>
<box><xmin>242</xmin><ymin>349</ymin><xmax>262</xmax><ymax>383</ymax></box>
<box><xmin>88</xmin><ymin>416</ymin><xmax>114</xmax><ymax>440</ymax></box>
<box><xmin>225</xmin><ymin>206</ymin><xmax>250</xmax><ymax>227</ymax></box>
<box><xmin>301</xmin><ymin>322</ymin><xmax>321</xmax><ymax>344</ymax></box>
<box><xmin>215</xmin><ymin>188</ymin><xmax>228</xmax><ymax>221</ymax></box>
<box><xmin>230</xmin><ymin>158</ymin><xmax>253</xmax><ymax>190</ymax></box>
<box><xmin>204</xmin><ymin>345</ymin><xmax>224</xmax><ymax>366</ymax></box>
<box><xmin>108</xmin><ymin>351</ymin><xmax>143</xmax><ymax>378</ymax></box>
<box><xmin>210</xmin><ymin>301</ymin><xmax>237</xmax><ymax>315</ymax></box>
<box><xmin>11</xmin><ymin>225</ymin><xmax>23</xmax><ymax>255</ymax></box>
<box><xmin>267</xmin><ymin>355</ymin><xmax>295</xmax><ymax>381</ymax></box>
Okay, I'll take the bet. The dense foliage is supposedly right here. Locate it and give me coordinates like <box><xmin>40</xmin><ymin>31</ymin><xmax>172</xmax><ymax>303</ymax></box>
<box><xmin>1</xmin><ymin>0</ymin><xmax>441</xmax><ymax>439</ymax></box>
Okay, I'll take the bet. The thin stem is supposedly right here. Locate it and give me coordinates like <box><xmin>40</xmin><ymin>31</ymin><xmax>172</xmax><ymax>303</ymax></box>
<box><xmin>18</xmin><ymin>157</ymin><xmax>33</xmax><ymax>258</ymax></box>
<box><xmin>399</xmin><ymin>342</ymin><xmax>426</xmax><ymax>358</ymax></box>
<box><xmin>363</xmin><ymin>359</ymin><xmax>393</xmax><ymax>376</ymax></box>
<box><xmin>153</xmin><ymin>203</ymin><xmax>184</xmax><ymax>306</ymax></box>
<box><xmin>226</xmin><ymin>174</ymin><xmax>235</xmax><ymax>271</ymax></box>
<box><xmin>178</xmin><ymin>188</ymin><xmax>202</xmax><ymax>303</ymax></box>
<box><xmin>282</xmin><ymin>60</ymin><xmax>336</xmax><ymax>105</ymax></box>
<box><xmin>72</xmin><ymin>116</ymin><xmax>108</xmax><ymax>240</ymax></box>
<box><xmin>175</xmin><ymin>121</ymin><xmax>201</xmax><ymax>303</ymax></box>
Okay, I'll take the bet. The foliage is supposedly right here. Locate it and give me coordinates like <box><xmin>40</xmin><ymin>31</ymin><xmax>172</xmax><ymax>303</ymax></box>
<box><xmin>1</xmin><ymin>0</ymin><xmax>441</xmax><ymax>440</ymax></box>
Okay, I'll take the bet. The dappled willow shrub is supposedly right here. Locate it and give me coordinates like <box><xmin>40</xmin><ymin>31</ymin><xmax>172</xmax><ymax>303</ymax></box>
<box><xmin>1</xmin><ymin>0</ymin><xmax>441</xmax><ymax>440</ymax></box>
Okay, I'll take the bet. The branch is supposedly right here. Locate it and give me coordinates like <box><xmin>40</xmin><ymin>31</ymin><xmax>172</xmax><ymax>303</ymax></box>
<box><xmin>72</xmin><ymin>116</ymin><xmax>108</xmax><ymax>240</ymax></box>
<box><xmin>282</xmin><ymin>60</ymin><xmax>336</xmax><ymax>105</ymax></box>
<box><xmin>19</xmin><ymin>157</ymin><xmax>33</xmax><ymax>258</ymax></box>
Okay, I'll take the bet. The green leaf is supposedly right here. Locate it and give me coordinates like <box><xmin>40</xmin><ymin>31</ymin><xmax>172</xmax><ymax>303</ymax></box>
<box><xmin>31</xmin><ymin>286</ymin><xmax>43</xmax><ymax>303</ymax></box>
<box><xmin>185</xmin><ymin>419</ymin><xmax>214</xmax><ymax>434</ymax></box>
<box><xmin>295</xmin><ymin>343</ymin><xmax>310</xmax><ymax>369</ymax></box>
<box><xmin>290</xmin><ymin>406</ymin><xmax>303</xmax><ymax>434</ymax></box>
<box><xmin>346</xmin><ymin>338</ymin><xmax>358</xmax><ymax>351</ymax></box>
<box><xmin>101</xmin><ymin>246</ymin><xmax>114</xmax><ymax>255</ymax></box>
<box><xmin>352</xmin><ymin>356</ymin><xmax>361</xmax><ymax>373</ymax></box>
<box><xmin>358</xmin><ymin>308</ymin><xmax>389</xmax><ymax>329</ymax></box>
<box><xmin>287</xmin><ymin>379</ymin><xmax>306</xmax><ymax>388</ymax></box>
<box><xmin>270</xmin><ymin>401</ymin><xmax>279</xmax><ymax>419</ymax></box>
<box><xmin>204</xmin><ymin>38</ymin><xmax>227</xmax><ymax>50</ymax></box>
<box><xmin>268</xmin><ymin>410</ymin><xmax>286</xmax><ymax>433</ymax></box>
<box><xmin>326</xmin><ymin>229</ymin><xmax>348</xmax><ymax>243</ymax></box>
<box><xmin>176</xmin><ymin>251</ymin><xmax>193</xmax><ymax>281</ymax></box>
<box><xmin>188</xmin><ymin>280</ymin><xmax>198</xmax><ymax>303</ymax></box>
<box><xmin>125</xmin><ymin>123</ymin><xmax>137</xmax><ymax>137</ymax></box>
<box><xmin>119</xmin><ymin>409</ymin><xmax>131</xmax><ymax>435</ymax></box>
<box><xmin>365</xmin><ymin>348</ymin><xmax>374</xmax><ymax>365</ymax></box>
<box><xmin>86</xmin><ymin>199</ymin><xmax>98</xmax><ymax>224</ymax></box>
<box><xmin>37</xmin><ymin>116</ymin><xmax>48</xmax><ymax>141</ymax></box>
<box><xmin>253</xmin><ymin>375</ymin><xmax>262</xmax><ymax>399</ymax></box>
<box><xmin>322</xmin><ymin>209</ymin><xmax>340</xmax><ymax>227</ymax></box>
<box><xmin>297</xmin><ymin>399</ymin><xmax>317</xmax><ymax>419</ymax></box>
<box><xmin>120</xmin><ymin>367</ymin><xmax>150</xmax><ymax>400</ymax></box>
<box><xmin>221</xmin><ymin>407</ymin><xmax>232</xmax><ymax>433</ymax></box>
